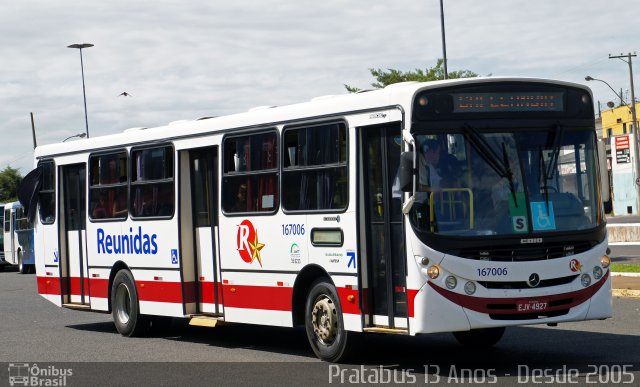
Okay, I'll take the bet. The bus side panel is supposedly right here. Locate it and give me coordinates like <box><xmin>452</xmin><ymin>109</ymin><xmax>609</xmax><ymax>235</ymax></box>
<box><xmin>86</xmin><ymin>218</ymin><xmax>186</xmax><ymax>317</ymax></box>
<box><xmin>306</xmin><ymin>210</ymin><xmax>361</xmax><ymax>332</ymax></box>
<box><xmin>217</xmin><ymin>213</ymin><xmax>306</xmax><ymax>327</ymax></box>
<box><xmin>219</xmin><ymin>271</ymin><xmax>295</xmax><ymax>327</ymax></box>
<box><xmin>36</xmin><ymin>221</ymin><xmax>62</xmax><ymax>307</ymax></box>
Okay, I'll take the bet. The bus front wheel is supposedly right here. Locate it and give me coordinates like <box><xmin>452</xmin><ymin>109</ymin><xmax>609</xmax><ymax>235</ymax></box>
<box><xmin>111</xmin><ymin>269</ymin><xmax>148</xmax><ymax>337</ymax></box>
<box><xmin>304</xmin><ymin>280</ymin><xmax>350</xmax><ymax>362</ymax></box>
<box><xmin>452</xmin><ymin>327</ymin><xmax>506</xmax><ymax>347</ymax></box>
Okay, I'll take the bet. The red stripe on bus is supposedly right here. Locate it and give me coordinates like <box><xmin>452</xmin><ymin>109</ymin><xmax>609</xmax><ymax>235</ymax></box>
<box><xmin>199</xmin><ymin>281</ymin><xmax>223</xmax><ymax>304</ymax></box>
<box><xmin>89</xmin><ymin>278</ymin><xmax>109</xmax><ymax>298</ymax></box>
<box><xmin>428</xmin><ymin>271</ymin><xmax>609</xmax><ymax>315</ymax></box>
<box><xmin>222</xmin><ymin>284</ymin><xmax>293</xmax><ymax>311</ymax></box>
<box><xmin>38</xmin><ymin>276</ymin><xmax>361</xmax><ymax>315</ymax></box>
<box><xmin>136</xmin><ymin>280</ymin><xmax>184</xmax><ymax>303</ymax></box>
<box><xmin>407</xmin><ymin>289</ymin><xmax>419</xmax><ymax>318</ymax></box>
<box><xmin>336</xmin><ymin>287</ymin><xmax>360</xmax><ymax>315</ymax></box>
<box><xmin>37</xmin><ymin>276</ymin><xmax>61</xmax><ymax>296</ymax></box>
<box><xmin>69</xmin><ymin>277</ymin><xmax>90</xmax><ymax>297</ymax></box>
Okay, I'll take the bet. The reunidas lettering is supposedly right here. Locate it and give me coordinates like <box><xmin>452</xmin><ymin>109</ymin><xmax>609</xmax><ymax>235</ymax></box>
<box><xmin>97</xmin><ymin>227</ymin><xmax>158</xmax><ymax>255</ymax></box>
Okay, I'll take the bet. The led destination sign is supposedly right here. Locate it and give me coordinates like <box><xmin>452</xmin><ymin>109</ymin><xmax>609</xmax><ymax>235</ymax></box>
<box><xmin>452</xmin><ymin>92</ymin><xmax>564</xmax><ymax>113</ymax></box>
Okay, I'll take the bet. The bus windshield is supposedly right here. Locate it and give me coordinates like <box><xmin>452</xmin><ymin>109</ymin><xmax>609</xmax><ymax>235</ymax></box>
<box><xmin>410</xmin><ymin>127</ymin><xmax>601</xmax><ymax>237</ymax></box>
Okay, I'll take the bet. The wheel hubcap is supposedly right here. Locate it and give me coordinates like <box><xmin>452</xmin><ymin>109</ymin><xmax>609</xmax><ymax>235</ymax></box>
<box><xmin>115</xmin><ymin>283</ymin><xmax>132</xmax><ymax>324</ymax></box>
<box><xmin>311</xmin><ymin>295</ymin><xmax>338</xmax><ymax>345</ymax></box>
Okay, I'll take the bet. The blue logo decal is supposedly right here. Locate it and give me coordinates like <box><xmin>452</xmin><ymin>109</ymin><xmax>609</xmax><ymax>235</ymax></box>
<box><xmin>531</xmin><ymin>202</ymin><xmax>556</xmax><ymax>231</ymax></box>
<box><xmin>347</xmin><ymin>251</ymin><xmax>356</xmax><ymax>269</ymax></box>
<box><xmin>171</xmin><ymin>249</ymin><xmax>179</xmax><ymax>265</ymax></box>
<box><xmin>97</xmin><ymin>227</ymin><xmax>158</xmax><ymax>255</ymax></box>
<box><xmin>53</xmin><ymin>250</ymin><xmax>59</xmax><ymax>263</ymax></box>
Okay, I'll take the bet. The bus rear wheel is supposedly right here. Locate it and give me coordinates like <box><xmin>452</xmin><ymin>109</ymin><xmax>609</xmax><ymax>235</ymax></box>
<box><xmin>111</xmin><ymin>269</ymin><xmax>148</xmax><ymax>337</ymax></box>
<box><xmin>304</xmin><ymin>280</ymin><xmax>350</xmax><ymax>362</ymax></box>
<box><xmin>452</xmin><ymin>327</ymin><xmax>505</xmax><ymax>347</ymax></box>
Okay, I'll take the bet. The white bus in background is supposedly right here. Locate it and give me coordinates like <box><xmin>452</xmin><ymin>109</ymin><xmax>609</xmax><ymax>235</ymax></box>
<box><xmin>28</xmin><ymin>77</ymin><xmax>611</xmax><ymax>362</ymax></box>
<box><xmin>2</xmin><ymin>201</ymin><xmax>35</xmax><ymax>274</ymax></box>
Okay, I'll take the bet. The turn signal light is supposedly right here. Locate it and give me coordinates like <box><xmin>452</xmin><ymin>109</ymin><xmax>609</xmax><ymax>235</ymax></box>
<box><xmin>427</xmin><ymin>265</ymin><xmax>440</xmax><ymax>279</ymax></box>
<box><xmin>601</xmin><ymin>255</ymin><xmax>610</xmax><ymax>268</ymax></box>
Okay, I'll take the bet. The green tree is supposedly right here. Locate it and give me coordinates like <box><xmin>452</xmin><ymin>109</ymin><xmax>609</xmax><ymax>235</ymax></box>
<box><xmin>0</xmin><ymin>166</ymin><xmax>22</xmax><ymax>202</ymax></box>
<box><xmin>345</xmin><ymin>59</ymin><xmax>478</xmax><ymax>93</ymax></box>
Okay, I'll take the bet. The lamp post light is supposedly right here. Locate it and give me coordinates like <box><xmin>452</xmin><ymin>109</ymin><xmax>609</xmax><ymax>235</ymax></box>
<box><xmin>586</xmin><ymin>74</ymin><xmax>640</xmax><ymax>215</ymax></box>
<box><xmin>68</xmin><ymin>43</ymin><xmax>93</xmax><ymax>139</ymax></box>
<box><xmin>63</xmin><ymin>133</ymin><xmax>87</xmax><ymax>142</ymax></box>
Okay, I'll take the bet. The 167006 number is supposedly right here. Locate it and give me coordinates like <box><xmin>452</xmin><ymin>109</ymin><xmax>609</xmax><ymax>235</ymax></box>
<box><xmin>282</xmin><ymin>224</ymin><xmax>305</xmax><ymax>236</ymax></box>
<box><xmin>477</xmin><ymin>267</ymin><xmax>508</xmax><ymax>277</ymax></box>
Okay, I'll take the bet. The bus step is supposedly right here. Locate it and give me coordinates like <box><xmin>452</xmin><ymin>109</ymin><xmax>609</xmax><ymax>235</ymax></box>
<box><xmin>62</xmin><ymin>303</ymin><xmax>91</xmax><ymax>311</ymax></box>
<box><xmin>363</xmin><ymin>327</ymin><xmax>408</xmax><ymax>335</ymax></box>
<box><xmin>188</xmin><ymin>315</ymin><xmax>224</xmax><ymax>328</ymax></box>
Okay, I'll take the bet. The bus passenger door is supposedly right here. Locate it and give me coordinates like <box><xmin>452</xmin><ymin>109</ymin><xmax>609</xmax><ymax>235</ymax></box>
<box><xmin>180</xmin><ymin>147</ymin><xmax>222</xmax><ymax>316</ymax></box>
<box><xmin>4</xmin><ymin>207</ymin><xmax>15</xmax><ymax>264</ymax></box>
<box><xmin>359</xmin><ymin>124</ymin><xmax>407</xmax><ymax>330</ymax></box>
<box><xmin>60</xmin><ymin>164</ymin><xmax>89</xmax><ymax>306</ymax></box>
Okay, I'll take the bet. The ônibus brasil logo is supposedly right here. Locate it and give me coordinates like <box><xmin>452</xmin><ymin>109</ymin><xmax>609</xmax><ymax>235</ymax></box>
<box><xmin>237</xmin><ymin>220</ymin><xmax>266</xmax><ymax>267</ymax></box>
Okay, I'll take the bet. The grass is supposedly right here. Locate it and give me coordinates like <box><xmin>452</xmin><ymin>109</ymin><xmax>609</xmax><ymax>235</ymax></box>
<box><xmin>610</xmin><ymin>263</ymin><xmax>640</xmax><ymax>273</ymax></box>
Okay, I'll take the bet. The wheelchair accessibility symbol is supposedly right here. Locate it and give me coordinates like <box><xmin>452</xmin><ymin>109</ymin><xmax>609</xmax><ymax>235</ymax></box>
<box><xmin>171</xmin><ymin>249</ymin><xmax>179</xmax><ymax>265</ymax></box>
<box><xmin>531</xmin><ymin>202</ymin><xmax>556</xmax><ymax>231</ymax></box>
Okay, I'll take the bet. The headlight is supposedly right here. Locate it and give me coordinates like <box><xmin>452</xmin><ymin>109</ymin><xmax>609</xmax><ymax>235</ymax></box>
<box><xmin>601</xmin><ymin>255</ymin><xmax>611</xmax><ymax>268</ymax></box>
<box><xmin>581</xmin><ymin>273</ymin><xmax>592</xmax><ymax>287</ymax></box>
<box><xmin>427</xmin><ymin>265</ymin><xmax>440</xmax><ymax>279</ymax></box>
<box><xmin>464</xmin><ymin>281</ymin><xmax>476</xmax><ymax>295</ymax></box>
<box><xmin>445</xmin><ymin>276</ymin><xmax>457</xmax><ymax>289</ymax></box>
<box><xmin>593</xmin><ymin>266</ymin><xmax>603</xmax><ymax>280</ymax></box>
<box><xmin>420</xmin><ymin>256</ymin><xmax>430</xmax><ymax>266</ymax></box>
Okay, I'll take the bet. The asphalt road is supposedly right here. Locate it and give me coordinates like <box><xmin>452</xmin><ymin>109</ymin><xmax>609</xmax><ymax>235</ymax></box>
<box><xmin>0</xmin><ymin>269</ymin><xmax>638</xmax><ymax>386</ymax></box>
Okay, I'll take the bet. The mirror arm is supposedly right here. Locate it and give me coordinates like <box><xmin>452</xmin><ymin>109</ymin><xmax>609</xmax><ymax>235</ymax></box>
<box><xmin>401</xmin><ymin>129</ymin><xmax>416</xmax><ymax>213</ymax></box>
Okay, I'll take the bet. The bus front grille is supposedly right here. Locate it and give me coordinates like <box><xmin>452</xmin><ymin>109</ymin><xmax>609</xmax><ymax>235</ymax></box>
<box><xmin>454</xmin><ymin>241</ymin><xmax>596</xmax><ymax>262</ymax></box>
<box><xmin>478</xmin><ymin>275</ymin><xmax>579</xmax><ymax>290</ymax></box>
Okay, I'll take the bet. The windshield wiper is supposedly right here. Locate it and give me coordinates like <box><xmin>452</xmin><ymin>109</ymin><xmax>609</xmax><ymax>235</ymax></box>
<box><xmin>545</xmin><ymin>124</ymin><xmax>564</xmax><ymax>179</ymax></box>
<box><xmin>537</xmin><ymin>124</ymin><xmax>564</xmax><ymax>215</ymax></box>
<box><xmin>538</xmin><ymin>147</ymin><xmax>551</xmax><ymax>215</ymax></box>
<box><xmin>462</xmin><ymin>124</ymin><xmax>518</xmax><ymax>206</ymax></box>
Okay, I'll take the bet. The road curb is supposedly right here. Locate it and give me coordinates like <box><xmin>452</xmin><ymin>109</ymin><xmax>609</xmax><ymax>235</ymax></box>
<box><xmin>611</xmin><ymin>272</ymin><xmax>640</xmax><ymax>277</ymax></box>
<box><xmin>612</xmin><ymin>289</ymin><xmax>640</xmax><ymax>298</ymax></box>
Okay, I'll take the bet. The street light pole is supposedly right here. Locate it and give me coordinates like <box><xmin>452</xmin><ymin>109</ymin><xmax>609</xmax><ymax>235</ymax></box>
<box><xmin>439</xmin><ymin>0</ymin><xmax>448</xmax><ymax>80</ymax></box>
<box><xmin>609</xmin><ymin>53</ymin><xmax>640</xmax><ymax>215</ymax></box>
<box><xmin>68</xmin><ymin>43</ymin><xmax>94</xmax><ymax>138</ymax></box>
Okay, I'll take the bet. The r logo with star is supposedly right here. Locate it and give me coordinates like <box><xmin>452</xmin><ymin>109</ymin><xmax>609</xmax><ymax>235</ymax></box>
<box><xmin>236</xmin><ymin>219</ymin><xmax>266</xmax><ymax>267</ymax></box>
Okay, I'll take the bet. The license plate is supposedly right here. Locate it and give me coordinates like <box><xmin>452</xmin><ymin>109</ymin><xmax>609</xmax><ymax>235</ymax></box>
<box><xmin>516</xmin><ymin>300</ymin><xmax>548</xmax><ymax>313</ymax></box>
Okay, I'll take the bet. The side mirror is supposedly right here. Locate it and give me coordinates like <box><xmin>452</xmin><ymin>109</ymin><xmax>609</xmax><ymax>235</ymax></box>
<box><xmin>398</xmin><ymin>151</ymin><xmax>414</xmax><ymax>192</ymax></box>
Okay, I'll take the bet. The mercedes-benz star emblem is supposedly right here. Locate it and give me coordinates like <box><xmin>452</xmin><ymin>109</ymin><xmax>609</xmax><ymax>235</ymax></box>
<box><xmin>527</xmin><ymin>273</ymin><xmax>541</xmax><ymax>288</ymax></box>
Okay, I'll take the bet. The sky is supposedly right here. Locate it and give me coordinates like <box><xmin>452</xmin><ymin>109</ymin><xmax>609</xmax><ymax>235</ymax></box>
<box><xmin>1</xmin><ymin>0</ymin><xmax>638</xmax><ymax>174</ymax></box>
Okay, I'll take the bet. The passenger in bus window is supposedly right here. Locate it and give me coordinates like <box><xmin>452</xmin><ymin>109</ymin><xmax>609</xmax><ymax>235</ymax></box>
<box><xmin>418</xmin><ymin>138</ymin><xmax>442</xmax><ymax>191</ymax></box>
<box><xmin>230</xmin><ymin>183</ymin><xmax>248</xmax><ymax>212</ymax></box>
<box><xmin>111</xmin><ymin>192</ymin><xmax>128</xmax><ymax>218</ymax></box>
<box><xmin>91</xmin><ymin>193</ymin><xmax>108</xmax><ymax>219</ymax></box>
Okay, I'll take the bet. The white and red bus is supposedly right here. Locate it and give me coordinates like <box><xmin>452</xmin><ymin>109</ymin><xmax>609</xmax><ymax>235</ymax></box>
<box><xmin>29</xmin><ymin>77</ymin><xmax>611</xmax><ymax>362</ymax></box>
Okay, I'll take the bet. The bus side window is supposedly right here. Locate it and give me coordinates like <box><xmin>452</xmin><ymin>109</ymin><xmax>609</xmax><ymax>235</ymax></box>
<box><xmin>130</xmin><ymin>145</ymin><xmax>174</xmax><ymax>219</ymax></box>
<box><xmin>222</xmin><ymin>131</ymin><xmax>279</xmax><ymax>214</ymax></box>
<box><xmin>282</xmin><ymin>122</ymin><xmax>348</xmax><ymax>211</ymax></box>
<box><xmin>89</xmin><ymin>151</ymin><xmax>129</xmax><ymax>220</ymax></box>
<box><xmin>39</xmin><ymin>160</ymin><xmax>56</xmax><ymax>224</ymax></box>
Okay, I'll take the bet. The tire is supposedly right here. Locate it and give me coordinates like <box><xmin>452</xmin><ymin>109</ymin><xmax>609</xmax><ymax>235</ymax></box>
<box><xmin>304</xmin><ymin>280</ymin><xmax>350</xmax><ymax>362</ymax></box>
<box><xmin>453</xmin><ymin>327</ymin><xmax>506</xmax><ymax>348</ymax></box>
<box><xmin>18</xmin><ymin>251</ymin><xmax>28</xmax><ymax>275</ymax></box>
<box><xmin>111</xmin><ymin>269</ymin><xmax>148</xmax><ymax>337</ymax></box>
